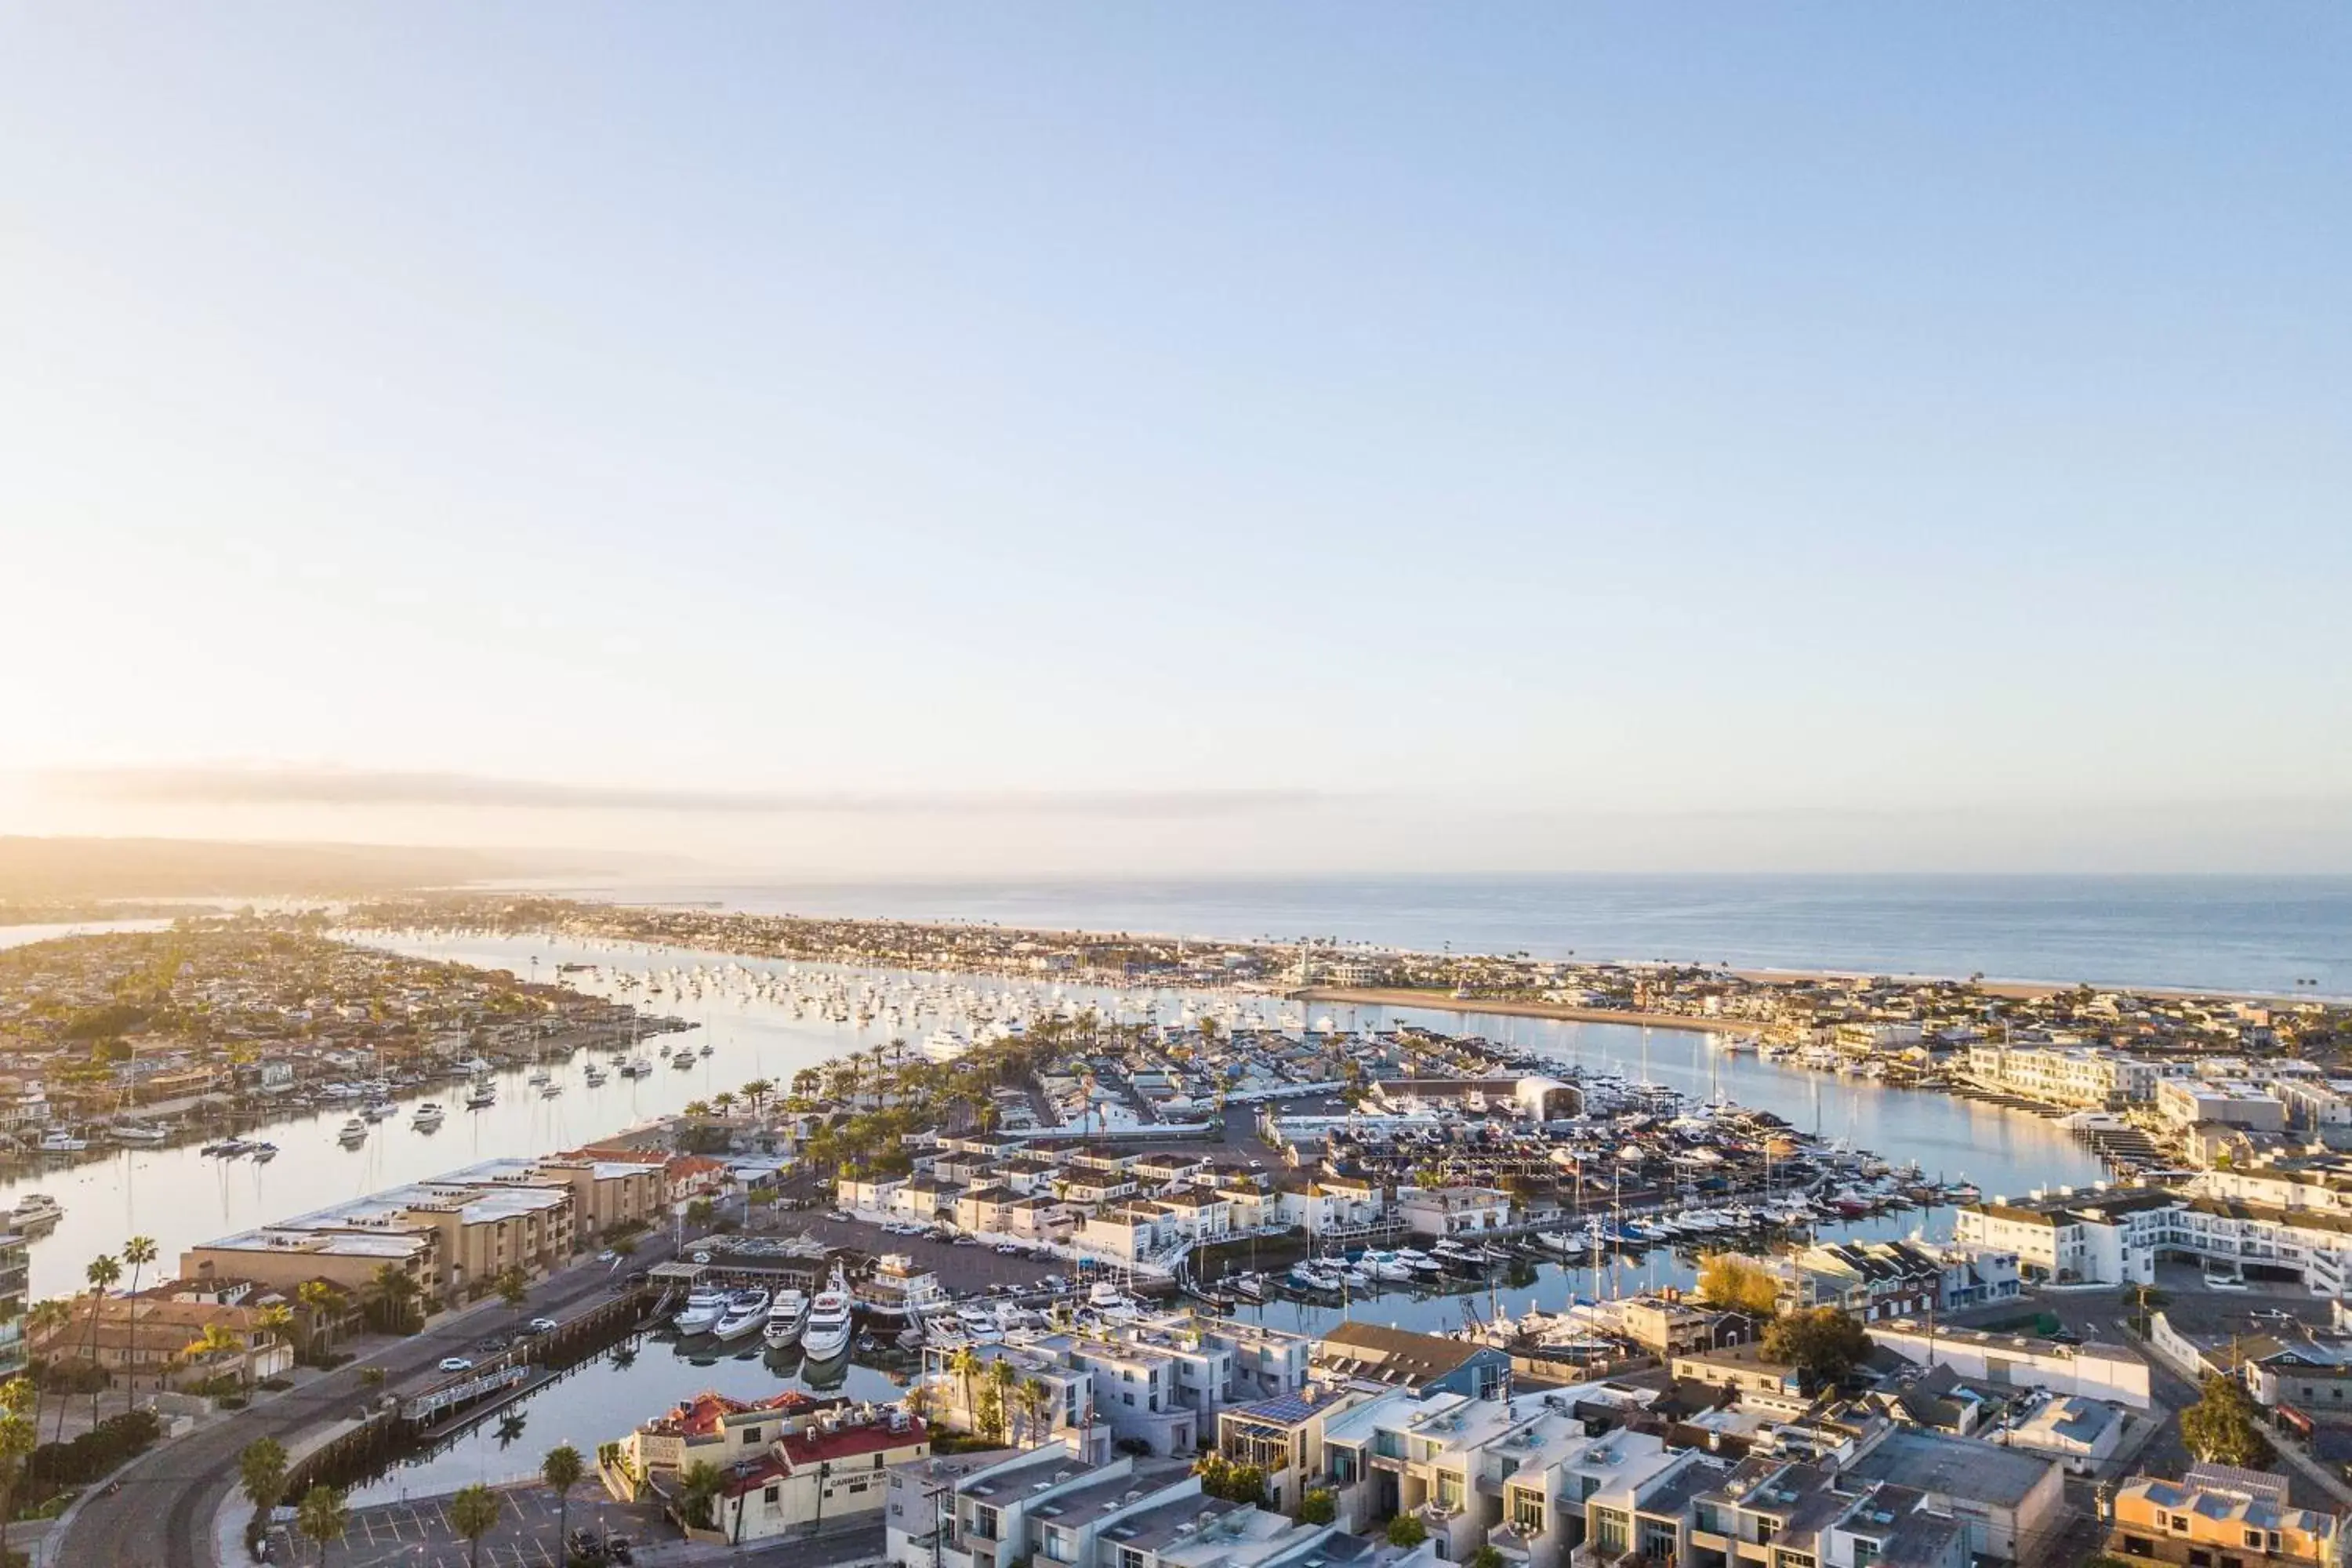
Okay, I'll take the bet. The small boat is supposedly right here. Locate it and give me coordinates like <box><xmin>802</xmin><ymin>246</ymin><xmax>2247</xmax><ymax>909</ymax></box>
<box><xmin>9</xmin><ymin>1194</ymin><xmax>64</xmax><ymax>1232</ymax></box>
<box><xmin>713</xmin><ymin>1289</ymin><xmax>771</xmax><ymax>1342</ymax></box>
<box><xmin>464</xmin><ymin>1083</ymin><xmax>497</xmax><ymax>1109</ymax></box>
<box><xmin>618</xmin><ymin>1059</ymin><xmax>652</xmax><ymax>1079</ymax></box>
<box><xmin>540</xmin><ymin>1082</ymin><xmax>564</xmax><ymax>1098</ymax></box>
<box><xmin>583</xmin><ymin>1066</ymin><xmax>608</xmax><ymax>1087</ymax></box>
<box><xmin>673</xmin><ymin>1287</ymin><xmax>728</xmax><ymax>1335</ymax></box>
<box><xmin>249</xmin><ymin>1142</ymin><xmax>279</xmax><ymax>1162</ymax></box>
<box><xmin>699</xmin><ymin>1041</ymin><xmax>713</xmax><ymax>1057</ymax></box>
<box><xmin>527</xmin><ymin>1067</ymin><xmax>551</xmax><ymax>1086</ymax></box>
<box><xmin>670</xmin><ymin>1050</ymin><xmax>698</xmax><ymax>1070</ymax></box>
<box><xmin>336</xmin><ymin>1119</ymin><xmax>368</xmax><ymax>1145</ymax></box>
<box><xmin>763</xmin><ymin>1290</ymin><xmax>810</xmax><ymax>1348</ymax></box>
<box><xmin>800</xmin><ymin>1268</ymin><xmax>855</xmax><ymax>1360</ymax></box>
<box><xmin>412</xmin><ymin>1103</ymin><xmax>446</xmax><ymax>1129</ymax></box>
<box><xmin>361</xmin><ymin>1101</ymin><xmax>397</xmax><ymax>1122</ymax></box>
<box><xmin>34</xmin><ymin>1131</ymin><xmax>87</xmax><ymax>1155</ymax></box>
<box><xmin>108</xmin><ymin>1123</ymin><xmax>169</xmax><ymax>1145</ymax></box>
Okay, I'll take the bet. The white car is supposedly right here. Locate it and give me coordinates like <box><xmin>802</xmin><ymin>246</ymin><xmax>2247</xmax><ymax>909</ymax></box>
<box><xmin>528</xmin><ymin>1316</ymin><xmax>559</xmax><ymax>1334</ymax></box>
<box><xmin>438</xmin><ymin>1356</ymin><xmax>474</xmax><ymax>1373</ymax></box>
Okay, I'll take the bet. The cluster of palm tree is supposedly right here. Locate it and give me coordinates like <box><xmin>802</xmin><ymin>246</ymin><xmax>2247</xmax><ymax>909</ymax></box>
<box><xmin>942</xmin><ymin>1346</ymin><xmax>1057</xmax><ymax>1448</ymax></box>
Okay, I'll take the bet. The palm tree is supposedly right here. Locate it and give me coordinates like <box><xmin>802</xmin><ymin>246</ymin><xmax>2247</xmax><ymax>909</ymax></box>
<box><xmin>948</xmin><ymin>1346</ymin><xmax>981</xmax><ymax>1432</ymax></box>
<box><xmin>448</xmin><ymin>1483</ymin><xmax>501</xmax><ymax>1568</ymax></box>
<box><xmin>541</xmin><ymin>1443</ymin><xmax>584</xmax><ymax>1557</ymax></box>
<box><xmin>296</xmin><ymin>1483</ymin><xmax>347</xmax><ymax>1566</ymax></box>
<box><xmin>677</xmin><ymin>1461</ymin><xmax>724</xmax><ymax>1531</ymax></box>
<box><xmin>985</xmin><ymin>1359</ymin><xmax>1015</xmax><ymax>1443</ymax></box>
<box><xmin>0</xmin><ymin>1375</ymin><xmax>38</xmax><ymax>1568</ymax></box>
<box><xmin>121</xmin><ymin>1236</ymin><xmax>156</xmax><ymax>1414</ymax></box>
<box><xmin>297</xmin><ymin>1281</ymin><xmax>339</xmax><ymax>1362</ymax></box>
<box><xmin>185</xmin><ymin>1322</ymin><xmax>244</xmax><ymax>1392</ymax></box>
<box><xmin>256</xmin><ymin>1304</ymin><xmax>295</xmax><ymax>1373</ymax></box>
<box><xmin>1018</xmin><ymin>1377</ymin><xmax>1052</xmax><ymax>1448</ymax></box>
<box><xmin>363</xmin><ymin>1263</ymin><xmax>422</xmax><ymax>1334</ymax></box>
<box><xmin>711</xmin><ymin>1091</ymin><xmax>737</xmax><ymax>1117</ymax></box>
<box><xmin>79</xmin><ymin>1253</ymin><xmax>121</xmax><ymax>1430</ymax></box>
<box><xmin>24</xmin><ymin>1298</ymin><xmax>69</xmax><ymax>1443</ymax></box>
<box><xmin>240</xmin><ymin>1436</ymin><xmax>289</xmax><ymax>1519</ymax></box>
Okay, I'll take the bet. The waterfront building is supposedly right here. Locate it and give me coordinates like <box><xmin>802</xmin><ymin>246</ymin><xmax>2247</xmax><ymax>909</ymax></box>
<box><xmin>0</xmin><ymin>1232</ymin><xmax>24</xmax><ymax>1379</ymax></box>
<box><xmin>607</xmin><ymin>1389</ymin><xmax>844</xmax><ymax>1496</ymax></box>
<box><xmin>2158</xmin><ymin>1079</ymin><xmax>2288</xmax><ymax>1132</ymax></box>
<box><xmin>1609</xmin><ymin>1292</ymin><xmax>1755</xmax><ymax>1358</ymax></box>
<box><xmin>916</xmin><ymin>1341</ymin><xmax>1109</xmax><ymax>1464</ymax></box>
<box><xmin>1313</xmin><ymin>1321</ymin><xmax>1512</xmax><ymax>1398</ymax></box>
<box><xmin>441</xmin><ymin>1155</ymin><xmax>670</xmax><ymax>1240</ymax></box>
<box><xmin>2103</xmin><ymin>1472</ymin><xmax>2340</xmax><ymax>1568</ymax></box>
<box><xmin>183</xmin><ymin>1219</ymin><xmax>438</xmax><ymax>1301</ymax></box>
<box><xmin>1398</xmin><ymin>1185</ymin><xmax>1512</xmax><ymax>1238</ymax></box>
<box><xmin>1962</xmin><ymin>1044</ymin><xmax>2158</xmax><ymax>1108</ymax></box>
<box><xmin>1954</xmin><ymin>1189</ymin><xmax>2171</xmax><ymax>1286</ymax></box>
<box><xmin>703</xmin><ymin>1404</ymin><xmax>931</xmax><ymax>1543</ymax></box>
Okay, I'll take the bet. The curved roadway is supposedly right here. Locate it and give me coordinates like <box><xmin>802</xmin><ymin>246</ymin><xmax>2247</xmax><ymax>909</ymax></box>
<box><xmin>60</xmin><ymin>1238</ymin><xmax>677</xmax><ymax>1568</ymax></box>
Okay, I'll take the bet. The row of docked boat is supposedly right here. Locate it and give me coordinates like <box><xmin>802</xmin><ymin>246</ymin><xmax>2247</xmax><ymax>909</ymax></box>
<box><xmin>673</xmin><ymin>1265</ymin><xmax>855</xmax><ymax>1361</ymax></box>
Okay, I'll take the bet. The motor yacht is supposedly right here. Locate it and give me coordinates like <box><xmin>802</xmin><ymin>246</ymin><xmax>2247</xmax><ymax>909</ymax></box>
<box><xmin>336</xmin><ymin>1118</ymin><xmax>368</xmax><ymax>1145</ymax></box>
<box><xmin>463</xmin><ymin>1081</ymin><xmax>497</xmax><ymax>1109</ymax></box>
<box><xmin>250</xmin><ymin>1142</ymin><xmax>278</xmax><ymax>1162</ymax></box>
<box><xmin>673</xmin><ymin>1287</ymin><xmax>729</xmax><ymax>1334</ymax></box>
<box><xmin>34</xmin><ymin>1131</ymin><xmax>87</xmax><ymax>1155</ymax></box>
<box><xmin>412</xmin><ymin>1102</ymin><xmax>446</xmax><ymax>1129</ymax></box>
<box><xmin>800</xmin><ymin>1268</ymin><xmax>855</xmax><ymax>1360</ymax></box>
<box><xmin>670</xmin><ymin>1048</ymin><xmax>698</xmax><ymax>1070</ymax></box>
<box><xmin>9</xmin><ymin>1193</ymin><xmax>64</xmax><ymax>1232</ymax></box>
<box><xmin>361</xmin><ymin>1100</ymin><xmax>397</xmax><ymax>1122</ymax></box>
<box><xmin>713</xmin><ymin>1289</ymin><xmax>771</xmax><ymax>1341</ymax></box>
<box><xmin>583</xmin><ymin>1065</ymin><xmax>608</xmax><ymax>1087</ymax></box>
<box><xmin>763</xmin><ymin>1289</ymin><xmax>810</xmax><ymax>1348</ymax></box>
<box><xmin>618</xmin><ymin>1059</ymin><xmax>652</xmax><ymax>1079</ymax></box>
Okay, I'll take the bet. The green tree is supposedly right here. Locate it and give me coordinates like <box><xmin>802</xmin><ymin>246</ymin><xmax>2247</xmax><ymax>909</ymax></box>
<box><xmin>76</xmin><ymin>1252</ymin><xmax>122</xmax><ymax>1432</ymax></box>
<box><xmin>1296</xmin><ymin>1487</ymin><xmax>1336</xmax><ymax>1525</ymax></box>
<box><xmin>1762</xmin><ymin>1307</ymin><xmax>1872</xmax><ymax>1385</ymax></box>
<box><xmin>2180</xmin><ymin>1374</ymin><xmax>2274</xmax><ymax>1469</ymax></box>
<box><xmin>1017</xmin><ymin>1377</ymin><xmax>1053</xmax><ymax>1448</ymax></box>
<box><xmin>678</xmin><ymin>1461</ymin><xmax>724</xmax><ymax>1530</ymax></box>
<box><xmin>0</xmin><ymin>1376</ymin><xmax>38</xmax><ymax>1568</ymax></box>
<box><xmin>495</xmin><ymin>1268</ymin><xmax>530</xmax><ymax>1308</ymax></box>
<box><xmin>1696</xmin><ymin>1254</ymin><xmax>1781</xmax><ymax>1316</ymax></box>
<box><xmin>448</xmin><ymin>1483</ymin><xmax>503</xmax><ymax>1568</ymax></box>
<box><xmin>296</xmin><ymin>1483</ymin><xmax>349</xmax><ymax>1566</ymax></box>
<box><xmin>1192</xmin><ymin>1454</ymin><xmax>1268</xmax><ymax>1504</ymax></box>
<box><xmin>685</xmin><ymin>1198</ymin><xmax>716</xmax><ymax>1229</ymax></box>
<box><xmin>1468</xmin><ymin>1548</ymin><xmax>1505</xmax><ymax>1568</ymax></box>
<box><xmin>240</xmin><ymin>1436</ymin><xmax>290</xmax><ymax>1516</ymax></box>
<box><xmin>298</xmin><ymin>1280</ymin><xmax>341</xmax><ymax>1361</ymax></box>
<box><xmin>1385</xmin><ymin>1515</ymin><xmax>1428</xmax><ymax>1549</ymax></box>
<box><xmin>949</xmin><ymin>1345</ymin><xmax>981</xmax><ymax>1429</ymax></box>
<box><xmin>121</xmin><ymin>1235</ymin><xmax>158</xmax><ymax>1415</ymax></box>
<box><xmin>363</xmin><ymin>1263</ymin><xmax>423</xmax><ymax>1334</ymax></box>
<box><xmin>541</xmin><ymin>1443</ymin><xmax>585</xmax><ymax>1562</ymax></box>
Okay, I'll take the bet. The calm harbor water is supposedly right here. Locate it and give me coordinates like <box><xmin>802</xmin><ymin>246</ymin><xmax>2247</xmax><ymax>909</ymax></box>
<box><xmin>535</xmin><ymin>873</ymin><xmax>2352</xmax><ymax>996</ymax></box>
<box><xmin>2</xmin><ymin>927</ymin><xmax>2109</xmax><ymax>1499</ymax></box>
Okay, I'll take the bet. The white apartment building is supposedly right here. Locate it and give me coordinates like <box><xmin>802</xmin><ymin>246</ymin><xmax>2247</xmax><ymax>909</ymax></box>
<box><xmin>1955</xmin><ymin>1189</ymin><xmax>2169</xmax><ymax>1286</ymax></box>
<box><xmin>1963</xmin><ymin>1044</ymin><xmax>2158</xmax><ymax>1109</ymax></box>
<box><xmin>2156</xmin><ymin>1079</ymin><xmax>2287</xmax><ymax>1132</ymax></box>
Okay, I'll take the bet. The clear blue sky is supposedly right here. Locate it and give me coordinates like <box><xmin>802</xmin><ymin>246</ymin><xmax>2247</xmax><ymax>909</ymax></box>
<box><xmin>5</xmin><ymin>7</ymin><xmax>2347</xmax><ymax>873</ymax></box>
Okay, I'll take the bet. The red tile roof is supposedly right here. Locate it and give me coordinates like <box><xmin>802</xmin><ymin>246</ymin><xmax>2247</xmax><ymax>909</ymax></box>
<box><xmin>651</xmin><ymin>1388</ymin><xmax>833</xmax><ymax>1437</ymax></box>
<box><xmin>777</xmin><ymin>1417</ymin><xmax>929</xmax><ymax>1470</ymax></box>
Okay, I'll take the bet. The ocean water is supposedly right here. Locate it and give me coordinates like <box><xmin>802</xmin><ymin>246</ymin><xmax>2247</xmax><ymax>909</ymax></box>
<box><xmin>535</xmin><ymin>874</ymin><xmax>2352</xmax><ymax>997</ymax></box>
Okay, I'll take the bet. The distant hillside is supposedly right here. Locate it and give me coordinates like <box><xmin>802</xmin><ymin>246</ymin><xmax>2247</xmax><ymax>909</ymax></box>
<box><xmin>0</xmin><ymin>837</ymin><xmax>603</xmax><ymax>900</ymax></box>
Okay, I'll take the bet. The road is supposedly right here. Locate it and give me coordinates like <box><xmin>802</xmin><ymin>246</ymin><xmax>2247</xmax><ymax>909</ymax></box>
<box><xmin>59</xmin><ymin>1237</ymin><xmax>679</xmax><ymax>1568</ymax></box>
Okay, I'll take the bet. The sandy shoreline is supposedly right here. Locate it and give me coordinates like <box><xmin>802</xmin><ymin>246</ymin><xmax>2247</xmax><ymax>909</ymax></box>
<box><xmin>1291</xmin><ymin>986</ymin><xmax>1758</xmax><ymax>1035</ymax></box>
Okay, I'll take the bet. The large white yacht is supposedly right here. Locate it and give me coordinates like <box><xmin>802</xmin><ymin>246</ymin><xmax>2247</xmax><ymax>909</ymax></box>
<box><xmin>800</xmin><ymin>1267</ymin><xmax>855</xmax><ymax>1361</ymax></box>
<box><xmin>763</xmin><ymin>1289</ymin><xmax>810</xmax><ymax>1348</ymax></box>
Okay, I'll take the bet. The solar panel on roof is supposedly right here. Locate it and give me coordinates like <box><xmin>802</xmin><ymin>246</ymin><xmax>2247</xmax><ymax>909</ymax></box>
<box><xmin>1236</xmin><ymin>1391</ymin><xmax>1323</xmax><ymax>1424</ymax></box>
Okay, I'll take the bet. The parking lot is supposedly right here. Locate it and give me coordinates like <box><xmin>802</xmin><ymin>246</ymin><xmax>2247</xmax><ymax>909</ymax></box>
<box><xmin>775</xmin><ymin>1210</ymin><xmax>1087</xmax><ymax>1298</ymax></box>
<box><xmin>267</xmin><ymin>1482</ymin><xmax>665</xmax><ymax>1568</ymax></box>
